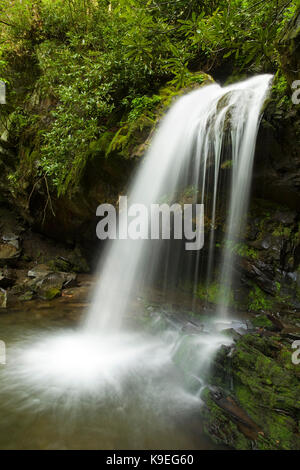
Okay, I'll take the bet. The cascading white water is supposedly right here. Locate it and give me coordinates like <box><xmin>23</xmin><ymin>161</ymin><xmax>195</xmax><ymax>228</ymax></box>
<box><xmin>0</xmin><ymin>76</ymin><xmax>273</xmax><ymax>449</ymax></box>
<box><xmin>216</xmin><ymin>77</ymin><xmax>274</xmax><ymax>316</ymax></box>
<box><xmin>86</xmin><ymin>74</ymin><xmax>273</xmax><ymax>331</ymax></box>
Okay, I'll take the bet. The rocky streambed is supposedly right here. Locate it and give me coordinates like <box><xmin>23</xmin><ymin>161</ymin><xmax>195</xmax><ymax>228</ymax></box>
<box><xmin>0</xmin><ymin>260</ymin><xmax>300</xmax><ymax>450</ymax></box>
<box><xmin>0</xmin><ymin>202</ymin><xmax>300</xmax><ymax>450</ymax></box>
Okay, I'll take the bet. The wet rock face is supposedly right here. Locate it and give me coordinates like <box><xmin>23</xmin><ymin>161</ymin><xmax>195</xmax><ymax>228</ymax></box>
<box><xmin>33</xmin><ymin>271</ymin><xmax>77</xmax><ymax>300</ymax></box>
<box><xmin>253</xmin><ymin>10</ymin><xmax>300</xmax><ymax>211</ymax></box>
<box><xmin>200</xmin><ymin>386</ymin><xmax>263</xmax><ymax>449</ymax></box>
<box><xmin>227</xmin><ymin>199</ymin><xmax>300</xmax><ymax>312</ymax></box>
<box><xmin>7</xmin><ymin>268</ymin><xmax>78</xmax><ymax>304</ymax></box>
<box><xmin>254</xmin><ymin>106</ymin><xmax>300</xmax><ymax>211</ymax></box>
<box><xmin>0</xmin><ymin>241</ymin><xmax>21</xmax><ymax>264</ymax></box>
<box><xmin>0</xmin><ymin>205</ymin><xmax>89</xmax><ymax>308</ymax></box>
<box><xmin>0</xmin><ymin>268</ymin><xmax>15</xmax><ymax>289</ymax></box>
<box><xmin>201</xmin><ymin>327</ymin><xmax>300</xmax><ymax>450</ymax></box>
<box><xmin>0</xmin><ymin>219</ymin><xmax>22</xmax><ymax>265</ymax></box>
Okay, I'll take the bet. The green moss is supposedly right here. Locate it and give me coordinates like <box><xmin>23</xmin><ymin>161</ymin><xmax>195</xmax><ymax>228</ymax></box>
<box><xmin>19</xmin><ymin>291</ymin><xmax>34</xmax><ymax>301</ymax></box>
<box><xmin>272</xmin><ymin>224</ymin><xmax>292</xmax><ymax>238</ymax></box>
<box><xmin>251</xmin><ymin>314</ymin><xmax>274</xmax><ymax>330</ymax></box>
<box><xmin>200</xmin><ymin>387</ymin><xmax>252</xmax><ymax>450</ymax></box>
<box><xmin>89</xmin><ymin>131</ymin><xmax>115</xmax><ymax>154</ymax></box>
<box><xmin>261</xmin><ymin>413</ymin><xmax>297</xmax><ymax>450</ymax></box>
<box><xmin>47</xmin><ymin>256</ymin><xmax>85</xmax><ymax>273</ymax></box>
<box><xmin>43</xmin><ymin>287</ymin><xmax>61</xmax><ymax>300</ymax></box>
<box><xmin>127</xmin><ymin>95</ymin><xmax>162</xmax><ymax>122</ymax></box>
<box><xmin>221</xmin><ymin>159</ymin><xmax>233</xmax><ymax>169</ymax></box>
<box><xmin>271</xmin><ymin>71</ymin><xmax>290</xmax><ymax>109</ymax></box>
<box><xmin>104</xmin><ymin>75</ymin><xmax>213</xmax><ymax>160</ymax></box>
<box><xmin>224</xmin><ymin>240</ymin><xmax>258</xmax><ymax>260</ymax></box>
<box><xmin>195</xmin><ymin>281</ymin><xmax>235</xmax><ymax>307</ymax></box>
<box><xmin>230</xmin><ymin>333</ymin><xmax>300</xmax><ymax>449</ymax></box>
<box><xmin>105</xmin><ymin>114</ymin><xmax>154</xmax><ymax>159</ymax></box>
<box><xmin>278</xmin><ymin>348</ymin><xmax>296</xmax><ymax>372</ymax></box>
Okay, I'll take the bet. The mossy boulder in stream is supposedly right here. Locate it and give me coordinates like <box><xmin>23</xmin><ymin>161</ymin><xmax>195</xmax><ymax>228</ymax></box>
<box><xmin>34</xmin><ymin>272</ymin><xmax>76</xmax><ymax>301</ymax></box>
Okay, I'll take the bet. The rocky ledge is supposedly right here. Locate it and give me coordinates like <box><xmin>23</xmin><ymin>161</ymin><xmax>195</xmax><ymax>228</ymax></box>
<box><xmin>201</xmin><ymin>314</ymin><xmax>300</xmax><ymax>450</ymax></box>
<box><xmin>140</xmin><ymin>302</ymin><xmax>300</xmax><ymax>450</ymax></box>
<box><xmin>0</xmin><ymin>205</ymin><xmax>90</xmax><ymax>309</ymax></box>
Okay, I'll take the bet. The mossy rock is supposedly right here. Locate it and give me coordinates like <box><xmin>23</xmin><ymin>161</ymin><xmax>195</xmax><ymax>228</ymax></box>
<box><xmin>202</xmin><ymin>330</ymin><xmax>300</xmax><ymax>450</ymax></box>
<box><xmin>104</xmin><ymin>73</ymin><xmax>214</xmax><ymax>160</ymax></box>
<box><xmin>251</xmin><ymin>314</ymin><xmax>274</xmax><ymax>330</ymax></box>
<box><xmin>200</xmin><ymin>387</ymin><xmax>252</xmax><ymax>450</ymax></box>
<box><xmin>231</xmin><ymin>334</ymin><xmax>300</xmax><ymax>449</ymax></box>
<box><xmin>42</xmin><ymin>287</ymin><xmax>61</xmax><ymax>300</ymax></box>
<box><xmin>19</xmin><ymin>291</ymin><xmax>34</xmax><ymax>301</ymax></box>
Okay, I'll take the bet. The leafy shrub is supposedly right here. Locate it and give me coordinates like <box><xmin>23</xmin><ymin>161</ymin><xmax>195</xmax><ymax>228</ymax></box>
<box><xmin>0</xmin><ymin>0</ymin><xmax>298</xmax><ymax>196</ymax></box>
<box><xmin>248</xmin><ymin>286</ymin><xmax>273</xmax><ymax>312</ymax></box>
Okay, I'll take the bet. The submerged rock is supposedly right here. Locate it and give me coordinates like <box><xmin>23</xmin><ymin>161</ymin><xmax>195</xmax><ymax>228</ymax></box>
<box><xmin>220</xmin><ymin>328</ymin><xmax>243</xmax><ymax>342</ymax></box>
<box><xmin>0</xmin><ymin>268</ymin><xmax>15</xmax><ymax>288</ymax></box>
<box><xmin>0</xmin><ymin>241</ymin><xmax>20</xmax><ymax>264</ymax></box>
<box><xmin>35</xmin><ymin>272</ymin><xmax>77</xmax><ymax>300</ymax></box>
<box><xmin>3</xmin><ymin>265</ymin><xmax>79</xmax><ymax>303</ymax></box>
<box><xmin>28</xmin><ymin>264</ymin><xmax>52</xmax><ymax>278</ymax></box>
<box><xmin>35</xmin><ymin>274</ymin><xmax>64</xmax><ymax>300</ymax></box>
<box><xmin>19</xmin><ymin>291</ymin><xmax>34</xmax><ymax>301</ymax></box>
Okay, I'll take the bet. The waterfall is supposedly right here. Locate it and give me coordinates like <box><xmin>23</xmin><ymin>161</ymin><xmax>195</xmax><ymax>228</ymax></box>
<box><xmin>0</xmin><ymin>76</ymin><xmax>274</xmax><ymax>442</ymax></box>
<box><xmin>86</xmin><ymin>74</ymin><xmax>273</xmax><ymax>332</ymax></box>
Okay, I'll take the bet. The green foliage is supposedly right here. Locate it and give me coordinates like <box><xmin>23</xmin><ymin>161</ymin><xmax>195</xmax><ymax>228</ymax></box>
<box><xmin>272</xmin><ymin>224</ymin><xmax>292</xmax><ymax>237</ymax></box>
<box><xmin>196</xmin><ymin>281</ymin><xmax>235</xmax><ymax>307</ymax></box>
<box><xmin>162</xmin><ymin>45</ymin><xmax>208</xmax><ymax>90</ymax></box>
<box><xmin>269</xmin><ymin>71</ymin><xmax>290</xmax><ymax>109</ymax></box>
<box><xmin>127</xmin><ymin>95</ymin><xmax>161</xmax><ymax>122</ymax></box>
<box><xmin>232</xmin><ymin>333</ymin><xmax>300</xmax><ymax>450</ymax></box>
<box><xmin>0</xmin><ymin>0</ymin><xmax>298</xmax><ymax>196</ymax></box>
<box><xmin>251</xmin><ymin>314</ymin><xmax>274</xmax><ymax>329</ymax></box>
<box><xmin>178</xmin><ymin>0</ymin><xmax>298</xmax><ymax>72</ymax></box>
<box><xmin>248</xmin><ymin>286</ymin><xmax>273</xmax><ymax>312</ymax></box>
<box><xmin>225</xmin><ymin>240</ymin><xmax>258</xmax><ymax>260</ymax></box>
<box><xmin>221</xmin><ymin>159</ymin><xmax>233</xmax><ymax>170</ymax></box>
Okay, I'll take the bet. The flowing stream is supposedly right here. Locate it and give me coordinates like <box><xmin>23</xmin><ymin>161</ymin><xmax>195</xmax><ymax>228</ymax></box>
<box><xmin>0</xmin><ymin>75</ymin><xmax>272</xmax><ymax>449</ymax></box>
